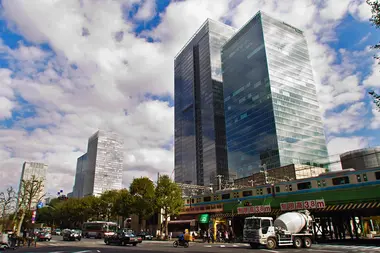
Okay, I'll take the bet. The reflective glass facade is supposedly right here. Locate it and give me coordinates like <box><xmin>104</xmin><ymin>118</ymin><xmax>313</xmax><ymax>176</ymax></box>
<box><xmin>72</xmin><ymin>153</ymin><xmax>87</xmax><ymax>198</ymax></box>
<box><xmin>174</xmin><ymin>19</ymin><xmax>236</xmax><ymax>186</ymax></box>
<box><xmin>222</xmin><ymin>12</ymin><xmax>328</xmax><ymax>178</ymax></box>
<box><xmin>84</xmin><ymin>130</ymin><xmax>124</xmax><ymax>196</ymax></box>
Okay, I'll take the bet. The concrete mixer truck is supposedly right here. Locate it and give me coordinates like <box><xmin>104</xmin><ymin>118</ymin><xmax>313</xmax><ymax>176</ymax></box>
<box><xmin>243</xmin><ymin>210</ymin><xmax>314</xmax><ymax>250</ymax></box>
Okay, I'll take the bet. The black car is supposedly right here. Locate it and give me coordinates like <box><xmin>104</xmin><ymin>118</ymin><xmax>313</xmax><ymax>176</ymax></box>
<box><xmin>137</xmin><ymin>232</ymin><xmax>153</xmax><ymax>240</ymax></box>
<box><xmin>62</xmin><ymin>229</ymin><xmax>82</xmax><ymax>241</ymax></box>
<box><xmin>104</xmin><ymin>230</ymin><xmax>142</xmax><ymax>246</ymax></box>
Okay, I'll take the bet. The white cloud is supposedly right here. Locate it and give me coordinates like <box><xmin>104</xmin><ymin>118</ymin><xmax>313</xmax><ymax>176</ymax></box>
<box><xmin>134</xmin><ymin>0</ymin><xmax>156</xmax><ymax>20</ymax></box>
<box><xmin>327</xmin><ymin>136</ymin><xmax>369</xmax><ymax>156</ymax></box>
<box><xmin>363</xmin><ymin>61</ymin><xmax>380</xmax><ymax>87</ymax></box>
<box><xmin>324</xmin><ymin>102</ymin><xmax>368</xmax><ymax>134</ymax></box>
<box><xmin>0</xmin><ymin>0</ymin><xmax>376</xmax><ymax>194</ymax></box>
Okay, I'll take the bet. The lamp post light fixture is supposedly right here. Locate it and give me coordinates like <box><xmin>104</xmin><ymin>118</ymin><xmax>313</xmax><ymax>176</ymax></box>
<box><xmin>230</xmin><ymin>199</ymin><xmax>242</xmax><ymax>238</ymax></box>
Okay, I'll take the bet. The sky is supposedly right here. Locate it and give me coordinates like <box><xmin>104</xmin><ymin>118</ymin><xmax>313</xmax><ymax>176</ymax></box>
<box><xmin>0</xmin><ymin>0</ymin><xmax>379</xmax><ymax>196</ymax></box>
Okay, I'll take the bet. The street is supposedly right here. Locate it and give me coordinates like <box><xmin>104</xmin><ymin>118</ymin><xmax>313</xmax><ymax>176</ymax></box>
<box><xmin>7</xmin><ymin>236</ymin><xmax>380</xmax><ymax>253</ymax></box>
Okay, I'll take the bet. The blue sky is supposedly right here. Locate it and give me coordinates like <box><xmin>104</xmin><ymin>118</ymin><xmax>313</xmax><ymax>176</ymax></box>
<box><xmin>0</xmin><ymin>0</ymin><xmax>379</xmax><ymax>194</ymax></box>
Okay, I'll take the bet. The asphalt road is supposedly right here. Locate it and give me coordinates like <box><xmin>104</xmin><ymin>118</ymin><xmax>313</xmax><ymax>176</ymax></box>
<box><xmin>8</xmin><ymin>235</ymin><xmax>380</xmax><ymax>253</ymax></box>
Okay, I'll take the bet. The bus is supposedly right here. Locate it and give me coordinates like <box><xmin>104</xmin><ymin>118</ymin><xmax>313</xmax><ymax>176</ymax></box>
<box><xmin>82</xmin><ymin>221</ymin><xmax>118</xmax><ymax>239</ymax></box>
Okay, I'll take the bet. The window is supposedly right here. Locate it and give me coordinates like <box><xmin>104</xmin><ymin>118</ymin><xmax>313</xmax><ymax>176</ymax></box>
<box><xmin>363</xmin><ymin>174</ymin><xmax>368</xmax><ymax>182</ymax></box>
<box><xmin>256</xmin><ymin>189</ymin><xmax>263</xmax><ymax>195</ymax></box>
<box><xmin>317</xmin><ymin>181</ymin><xmax>321</xmax><ymax>187</ymax></box>
<box><xmin>289</xmin><ymin>185</ymin><xmax>293</xmax><ymax>191</ymax></box>
<box><xmin>186</xmin><ymin>199</ymin><xmax>190</xmax><ymax>204</ymax></box>
<box><xmin>191</xmin><ymin>199</ymin><xmax>195</xmax><ymax>204</ymax></box>
<box><xmin>222</xmin><ymin>193</ymin><xmax>230</xmax><ymax>200</ymax></box>
<box><xmin>376</xmin><ymin>172</ymin><xmax>380</xmax><ymax>180</ymax></box>
<box><xmin>204</xmin><ymin>196</ymin><xmax>211</xmax><ymax>202</ymax></box>
<box><xmin>267</xmin><ymin>188</ymin><xmax>272</xmax><ymax>194</ymax></box>
<box><xmin>357</xmin><ymin>175</ymin><xmax>361</xmax><ymax>183</ymax></box>
<box><xmin>275</xmin><ymin>186</ymin><xmax>280</xmax><ymax>192</ymax></box>
<box><xmin>262</xmin><ymin>219</ymin><xmax>271</xmax><ymax>228</ymax></box>
<box><xmin>332</xmin><ymin>176</ymin><xmax>350</xmax><ymax>186</ymax></box>
<box><xmin>243</xmin><ymin>190</ymin><xmax>252</xmax><ymax>197</ymax></box>
<box><xmin>322</xmin><ymin>180</ymin><xmax>326</xmax><ymax>187</ymax></box>
<box><xmin>297</xmin><ymin>182</ymin><xmax>311</xmax><ymax>190</ymax></box>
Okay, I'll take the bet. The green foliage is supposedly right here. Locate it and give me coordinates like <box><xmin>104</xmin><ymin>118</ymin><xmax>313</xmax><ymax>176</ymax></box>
<box><xmin>155</xmin><ymin>175</ymin><xmax>183</xmax><ymax>216</ymax></box>
<box><xmin>113</xmin><ymin>189</ymin><xmax>132</xmax><ymax>219</ymax></box>
<box><xmin>367</xmin><ymin>0</ymin><xmax>380</xmax><ymax>62</ymax></box>
<box><xmin>368</xmin><ymin>0</ymin><xmax>380</xmax><ymax>27</ymax></box>
<box><xmin>155</xmin><ymin>175</ymin><xmax>183</xmax><ymax>238</ymax></box>
<box><xmin>36</xmin><ymin>176</ymin><xmax>180</xmax><ymax>233</ymax></box>
<box><xmin>130</xmin><ymin>177</ymin><xmax>155</xmax><ymax>220</ymax></box>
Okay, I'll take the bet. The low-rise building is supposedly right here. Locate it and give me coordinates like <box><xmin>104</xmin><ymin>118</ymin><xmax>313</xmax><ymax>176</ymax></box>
<box><xmin>234</xmin><ymin>164</ymin><xmax>326</xmax><ymax>187</ymax></box>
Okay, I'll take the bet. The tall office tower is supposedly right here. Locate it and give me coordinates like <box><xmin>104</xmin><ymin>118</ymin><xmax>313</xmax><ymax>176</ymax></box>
<box><xmin>83</xmin><ymin>130</ymin><xmax>124</xmax><ymax>196</ymax></box>
<box><xmin>17</xmin><ymin>162</ymin><xmax>48</xmax><ymax>208</ymax></box>
<box><xmin>222</xmin><ymin>11</ymin><xmax>328</xmax><ymax>178</ymax></box>
<box><xmin>72</xmin><ymin>153</ymin><xmax>87</xmax><ymax>198</ymax></box>
<box><xmin>174</xmin><ymin>19</ymin><xmax>236</xmax><ymax>186</ymax></box>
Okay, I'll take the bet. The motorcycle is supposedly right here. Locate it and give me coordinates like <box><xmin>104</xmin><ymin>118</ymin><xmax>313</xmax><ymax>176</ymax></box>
<box><xmin>173</xmin><ymin>240</ymin><xmax>189</xmax><ymax>248</ymax></box>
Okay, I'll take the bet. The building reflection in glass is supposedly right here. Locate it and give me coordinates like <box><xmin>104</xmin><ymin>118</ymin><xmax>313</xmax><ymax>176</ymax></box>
<box><xmin>174</xmin><ymin>19</ymin><xmax>236</xmax><ymax>186</ymax></box>
<box><xmin>222</xmin><ymin>11</ymin><xmax>328</xmax><ymax>179</ymax></box>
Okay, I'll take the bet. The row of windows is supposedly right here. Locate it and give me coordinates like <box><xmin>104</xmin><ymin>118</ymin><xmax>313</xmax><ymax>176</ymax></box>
<box><xmin>266</xmin><ymin>51</ymin><xmax>311</xmax><ymax>78</ymax></box>
<box><xmin>193</xmin><ymin>171</ymin><xmax>380</xmax><ymax>203</ymax></box>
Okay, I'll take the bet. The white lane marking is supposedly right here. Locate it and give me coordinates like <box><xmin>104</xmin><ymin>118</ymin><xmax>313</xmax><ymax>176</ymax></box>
<box><xmin>205</xmin><ymin>245</ymin><xmax>212</xmax><ymax>247</ymax></box>
<box><xmin>73</xmin><ymin>251</ymin><xmax>92</xmax><ymax>253</ymax></box>
<box><xmin>97</xmin><ymin>251</ymin><xmax>101</xmax><ymax>253</ymax></box>
<box><xmin>261</xmin><ymin>249</ymin><xmax>280</xmax><ymax>253</ymax></box>
<box><xmin>220</xmin><ymin>245</ymin><xmax>225</xmax><ymax>247</ymax></box>
<box><xmin>308</xmin><ymin>249</ymin><xmax>342</xmax><ymax>252</ymax></box>
<box><xmin>232</xmin><ymin>244</ymin><xmax>239</xmax><ymax>247</ymax></box>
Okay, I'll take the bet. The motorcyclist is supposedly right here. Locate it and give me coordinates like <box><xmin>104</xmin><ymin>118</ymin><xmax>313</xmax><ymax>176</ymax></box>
<box><xmin>178</xmin><ymin>231</ymin><xmax>186</xmax><ymax>244</ymax></box>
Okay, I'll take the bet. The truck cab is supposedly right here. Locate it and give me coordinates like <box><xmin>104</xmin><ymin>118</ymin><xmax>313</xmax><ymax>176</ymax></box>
<box><xmin>243</xmin><ymin>217</ymin><xmax>275</xmax><ymax>248</ymax></box>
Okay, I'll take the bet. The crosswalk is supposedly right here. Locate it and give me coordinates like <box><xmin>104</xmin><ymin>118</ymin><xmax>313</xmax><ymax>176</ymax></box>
<box><xmin>315</xmin><ymin>244</ymin><xmax>380</xmax><ymax>251</ymax></box>
<box><xmin>201</xmin><ymin>243</ymin><xmax>380</xmax><ymax>251</ymax></box>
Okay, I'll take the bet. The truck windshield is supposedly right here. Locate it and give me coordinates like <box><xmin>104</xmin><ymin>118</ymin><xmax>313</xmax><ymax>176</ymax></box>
<box><xmin>244</xmin><ymin>218</ymin><xmax>261</xmax><ymax>229</ymax></box>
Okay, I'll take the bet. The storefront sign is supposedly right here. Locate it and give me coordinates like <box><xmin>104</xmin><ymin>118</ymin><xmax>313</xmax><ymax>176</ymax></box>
<box><xmin>280</xmin><ymin>199</ymin><xmax>325</xmax><ymax>211</ymax></box>
<box><xmin>181</xmin><ymin>204</ymin><xmax>223</xmax><ymax>214</ymax></box>
<box><xmin>237</xmin><ymin>205</ymin><xmax>271</xmax><ymax>215</ymax></box>
<box><xmin>198</xmin><ymin>214</ymin><xmax>210</xmax><ymax>224</ymax></box>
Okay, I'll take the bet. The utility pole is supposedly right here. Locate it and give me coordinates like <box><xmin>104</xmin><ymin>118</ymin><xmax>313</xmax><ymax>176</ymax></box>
<box><xmin>216</xmin><ymin>175</ymin><xmax>223</xmax><ymax>191</ymax></box>
<box><xmin>260</xmin><ymin>164</ymin><xmax>268</xmax><ymax>184</ymax></box>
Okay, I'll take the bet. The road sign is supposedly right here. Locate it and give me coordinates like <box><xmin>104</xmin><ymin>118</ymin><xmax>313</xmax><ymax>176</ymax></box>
<box><xmin>37</xmin><ymin>202</ymin><xmax>43</xmax><ymax>209</ymax></box>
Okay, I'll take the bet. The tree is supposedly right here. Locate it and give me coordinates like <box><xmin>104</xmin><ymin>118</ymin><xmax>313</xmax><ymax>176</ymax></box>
<box><xmin>367</xmin><ymin>0</ymin><xmax>380</xmax><ymax>61</ymax></box>
<box><xmin>99</xmin><ymin>190</ymin><xmax>119</xmax><ymax>221</ymax></box>
<box><xmin>155</xmin><ymin>175</ymin><xmax>183</xmax><ymax>239</ymax></box>
<box><xmin>0</xmin><ymin>186</ymin><xmax>16</xmax><ymax>231</ymax></box>
<box><xmin>130</xmin><ymin>177</ymin><xmax>155</xmax><ymax>228</ymax></box>
<box><xmin>113</xmin><ymin>189</ymin><xmax>133</xmax><ymax>227</ymax></box>
<box><xmin>367</xmin><ymin>1</ymin><xmax>380</xmax><ymax>109</ymax></box>
<box><xmin>15</xmin><ymin>175</ymin><xmax>45</xmax><ymax>235</ymax></box>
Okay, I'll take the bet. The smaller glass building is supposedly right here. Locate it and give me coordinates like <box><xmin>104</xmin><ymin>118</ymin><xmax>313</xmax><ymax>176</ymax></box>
<box><xmin>84</xmin><ymin>130</ymin><xmax>124</xmax><ymax>196</ymax></box>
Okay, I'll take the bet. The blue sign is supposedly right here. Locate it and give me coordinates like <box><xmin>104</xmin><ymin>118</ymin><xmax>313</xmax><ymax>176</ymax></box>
<box><xmin>37</xmin><ymin>202</ymin><xmax>44</xmax><ymax>209</ymax></box>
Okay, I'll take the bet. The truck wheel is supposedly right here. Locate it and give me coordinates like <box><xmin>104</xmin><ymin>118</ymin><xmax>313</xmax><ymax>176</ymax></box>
<box><xmin>250</xmin><ymin>243</ymin><xmax>259</xmax><ymax>249</ymax></box>
<box><xmin>293</xmin><ymin>237</ymin><xmax>302</xmax><ymax>249</ymax></box>
<box><xmin>303</xmin><ymin>237</ymin><xmax>312</xmax><ymax>248</ymax></box>
<box><xmin>266</xmin><ymin>238</ymin><xmax>277</xmax><ymax>249</ymax></box>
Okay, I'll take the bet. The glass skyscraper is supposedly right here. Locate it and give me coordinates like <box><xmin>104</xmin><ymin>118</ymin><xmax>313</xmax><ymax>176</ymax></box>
<box><xmin>174</xmin><ymin>19</ymin><xmax>236</xmax><ymax>186</ymax></box>
<box><xmin>222</xmin><ymin>11</ymin><xmax>328</xmax><ymax>178</ymax></box>
<box><xmin>83</xmin><ymin>130</ymin><xmax>124</xmax><ymax>196</ymax></box>
<box><xmin>72</xmin><ymin>153</ymin><xmax>87</xmax><ymax>198</ymax></box>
